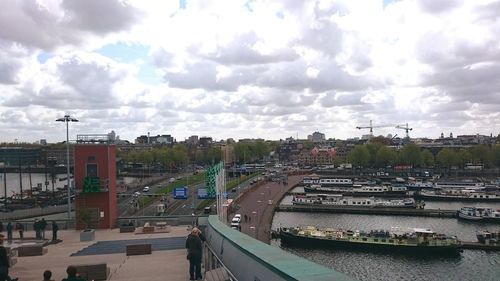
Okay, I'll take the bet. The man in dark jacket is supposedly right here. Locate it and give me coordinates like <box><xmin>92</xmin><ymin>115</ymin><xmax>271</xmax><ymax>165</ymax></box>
<box><xmin>0</xmin><ymin>234</ymin><xmax>18</xmax><ymax>281</ymax></box>
<box><xmin>51</xmin><ymin>221</ymin><xmax>59</xmax><ymax>241</ymax></box>
<box><xmin>185</xmin><ymin>227</ymin><xmax>204</xmax><ymax>280</ymax></box>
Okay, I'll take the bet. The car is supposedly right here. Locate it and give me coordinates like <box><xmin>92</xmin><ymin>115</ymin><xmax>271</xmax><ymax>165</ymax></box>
<box><xmin>143</xmin><ymin>186</ymin><xmax>150</xmax><ymax>192</ymax></box>
<box><xmin>169</xmin><ymin>177</ymin><xmax>175</xmax><ymax>183</ymax></box>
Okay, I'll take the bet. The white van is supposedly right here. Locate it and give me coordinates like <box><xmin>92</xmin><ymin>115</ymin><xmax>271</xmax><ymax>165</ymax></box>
<box><xmin>143</xmin><ymin>186</ymin><xmax>150</xmax><ymax>192</ymax></box>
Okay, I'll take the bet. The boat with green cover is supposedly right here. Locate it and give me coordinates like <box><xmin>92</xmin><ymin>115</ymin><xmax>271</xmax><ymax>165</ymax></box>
<box><xmin>279</xmin><ymin>226</ymin><xmax>461</xmax><ymax>254</ymax></box>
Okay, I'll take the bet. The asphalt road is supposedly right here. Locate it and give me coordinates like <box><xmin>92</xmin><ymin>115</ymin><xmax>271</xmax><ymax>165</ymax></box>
<box><xmin>232</xmin><ymin>174</ymin><xmax>304</xmax><ymax>243</ymax></box>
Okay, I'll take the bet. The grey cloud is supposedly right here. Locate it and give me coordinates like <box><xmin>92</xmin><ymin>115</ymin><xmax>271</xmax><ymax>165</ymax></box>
<box><xmin>299</xmin><ymin>19</ymin><xmax>343</xmax><ymax>58</ymax></box>
<box><xmin>3</xmin><ymin>54</ymin><xmax>130</xmax><ymax>110</ymax></box>
<box><xmin>0</xmin><ymin>0</ymin><xmax>141</xmax><ymax>50</ymax></box>
<box><xmin>258</xmin><ymin>60</ymin><xmax>370</xmax><ymax>92</ymax></box>
<box><xmin>61</xmin><ymin>0</ymin><xmax>141</xmax><ymax>34</ymax></box>
<box><xmin>164</xmin><ymin>61</ymin><xmax>259</xmax><ymax>91</ymax></box>
<box><xmin>208</xmin><ymin>32</ymin><xmax>298</xmax><ymax>65</ymax></box>
<box><xmin>417</xmin><ymin>0</ymin><xmax>463</xmax><ymax>14</ymax></box>
<box><xmin>474</xmin><ymin>1</ymin><xmax>500</xmax><ymax>22</ymax></box>
<box><xmin>423</xmin><ymin>63</ymin><xmax>500</xmax><ymax>103</ymax></box>
<box><xmin>0</xmin><ymin>1</ymin><xmax>76</xmax><ymax>50</ymax></box>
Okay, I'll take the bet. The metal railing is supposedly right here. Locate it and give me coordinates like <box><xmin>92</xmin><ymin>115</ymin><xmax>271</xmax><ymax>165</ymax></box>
<box><xmin>203</xmin><ymin>241</ymin><xmax>237</xmax><ymax>281</ymax></box>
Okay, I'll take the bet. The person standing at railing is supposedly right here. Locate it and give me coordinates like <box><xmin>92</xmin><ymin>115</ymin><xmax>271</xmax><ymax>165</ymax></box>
<box><xmin>185</xmin><ymin>227</ymin><xmax>204</xmax><ymax>280</ymax></box>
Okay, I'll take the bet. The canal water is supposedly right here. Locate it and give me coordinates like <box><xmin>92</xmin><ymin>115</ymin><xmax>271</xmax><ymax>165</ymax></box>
<box><xmin>271</xmin><ymin>203</ymin><xmax>500</xmax><ymax>281</ymax></box>
<box><xmin>0</xmin><ymin>173</ymin><xmax>67</xmax><ymax>197</ymax></box>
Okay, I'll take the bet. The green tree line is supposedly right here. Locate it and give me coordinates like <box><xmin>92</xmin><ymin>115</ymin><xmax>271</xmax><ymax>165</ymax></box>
<box><xmin>347</xmin><ymin>143</ymin><xmax>500</xmax><ymax>169</ymax></box>
<box><xmin>117</xmin><ymin>144</ymin><xmax>223</xmax><ymax>168</ymax></box>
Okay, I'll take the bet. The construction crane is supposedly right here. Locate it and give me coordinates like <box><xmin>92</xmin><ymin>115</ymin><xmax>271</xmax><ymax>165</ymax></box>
<box><xmin>356</xmin><ymin>120</ymin><xmax>392</xmax><ymax>137</ymax></box>
<box><xmin>395</xmin><ymin>123</ymin><xmax>413</xmax><ymax>138</ymax></box>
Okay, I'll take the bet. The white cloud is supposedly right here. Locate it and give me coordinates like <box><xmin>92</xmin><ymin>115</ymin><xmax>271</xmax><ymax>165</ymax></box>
<box><xmin>0</xmin><ymin>0</ymin><xmax>499</xmax><ymax>142</ymax></box>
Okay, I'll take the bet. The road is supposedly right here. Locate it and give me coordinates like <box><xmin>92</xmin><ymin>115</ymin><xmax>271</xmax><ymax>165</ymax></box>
<box><xmin>232</xmin><ymin>174</ymin><xmax>304</xmax><ymax>243</ymax></box>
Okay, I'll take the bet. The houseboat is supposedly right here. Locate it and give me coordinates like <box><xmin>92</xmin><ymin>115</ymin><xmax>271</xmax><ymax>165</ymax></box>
<box><xmin>415</xmin><ymin>190</ymin><xmax>500</xmax><ymax>202</ymax></box>
<box><xmin>279</xmin><ymin>226</ymin><xmax>461</xmax><ymax>254</ymax></box>
<box><xmin>458</xmin><ymin>207</ymin><xmax>500</xmax><ymax>222</ymax></box>
<box><xmin>292</xmin><ymin>194</ymin><xmax>422</xmax><ymax>209</ymax></box>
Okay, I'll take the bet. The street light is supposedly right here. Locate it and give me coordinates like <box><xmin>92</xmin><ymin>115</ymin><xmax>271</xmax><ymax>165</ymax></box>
<box><xmin>56</xmin><ymin>114</ymin><xmax>79</xmax><ymax>223</ymax></box>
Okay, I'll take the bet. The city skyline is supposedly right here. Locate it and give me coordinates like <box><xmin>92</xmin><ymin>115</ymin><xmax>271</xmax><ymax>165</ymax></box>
<box><xmin>1</xmin><ymin>0</ymin><xmax>499</xmax><ymax>143</ymax></box>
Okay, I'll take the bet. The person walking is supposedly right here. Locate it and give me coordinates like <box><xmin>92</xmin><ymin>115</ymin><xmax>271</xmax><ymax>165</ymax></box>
<box><xmin>51</xmin><ymin>221</ymin><xmax>58</xmax><ymax>241</ymax></box>
<box><xmin>0</xmin><ymin>234</ymin><xmax>18</xmax><ymax>281</ymax></box>
<box><xmin>34</xmin><ymin>219</ymin><xmax>40</xmax><ymax>240</ymax></box>
<box><xmin>5</xmin><ymin>222</ymin><xmax>12</xmax><ymax>243</ymax></box>
<box><xmin>185</xmin><ymin>227</ymin><xmax>204</xmax><ymax>280</ymax></box>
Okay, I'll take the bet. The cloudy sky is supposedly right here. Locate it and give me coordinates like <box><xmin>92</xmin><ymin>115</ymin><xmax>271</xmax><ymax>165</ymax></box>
<box><xmin>1</xmin><ymin>0</ymin><xmax>499</xmax><ymax>143</ymax></box>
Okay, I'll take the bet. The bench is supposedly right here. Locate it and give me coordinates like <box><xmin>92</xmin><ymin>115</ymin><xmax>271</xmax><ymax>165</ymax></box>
<box><xmin>119</xmin><ymin>225</ymin><xmax>136</xmax><ymax>233</ymax></box>
<box><xmin>126</xmin><ymin>244</ymin><xmax>152</xmax><ymax>256</ymax></box>
<box><xmin>73</xmin><ymin>263</ymin><xmax>109</xmax><ymax>281</ymax></box>
<box><xmin>17</xmin><ymin>245</ymin><xmax>48</xmax><ymax>257</ymax></box>
<box><xmin>142</xmin><ymin>226</ymin><xmax>155</xmax><ymax>233</ymax></box>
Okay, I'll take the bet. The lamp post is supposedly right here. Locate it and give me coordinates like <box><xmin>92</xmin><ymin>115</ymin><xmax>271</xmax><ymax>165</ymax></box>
<box><xmin>56</xmin><ymin>114</ymin><xmax>78</xmax><ymax>223</ymax></box>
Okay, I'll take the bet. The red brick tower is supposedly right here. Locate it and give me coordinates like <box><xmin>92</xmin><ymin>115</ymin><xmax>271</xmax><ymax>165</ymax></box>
<box><xmin>74</xmin><ymin>143</ymin><xmax>117</xmax><ymax>229</ymax></box>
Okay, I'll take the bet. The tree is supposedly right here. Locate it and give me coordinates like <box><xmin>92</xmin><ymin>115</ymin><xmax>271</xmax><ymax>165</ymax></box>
<box><xmin>492</xmin><ymin>145</ymin><xmax>500</xmax><ymax>167</ymax></box>
<box><xmin>469</xmin><ymin>145</ymin><xmax>493</xmax><ymax>167</ymax></box>
<box><xmin>436</xmin><ymin>148</ymin><xmax>459</xmax><ymax>167</ymax></box>
<box><xmin>206</xmin><ymin>147</ymin><xmax>222</xmax><ymax>164</ymax></box>
<box><xmin>457</xmin><ymin>149</ymin><xmax>472</xmax><ymax>167</ymax></box>
<box><xmin>348</xmin><ymin>145</ymin><xmax>370</xmax><ymax>167</ymax></box>
<box><xmin>399</xmin><ymin>143</ymin><xmax>423</xmax><ymax>167</ymax></box>
<box><xmin>366</xmin><ymin>143</ymin><xmax>383</xmax><ymax>167</ymax></box>
<box><xmin>374</xmin><ymin>146</ymin><xmax>397</xmax><ymax>168</ymax></box>
<box><xmin>421</xmin><ymin>149</ymin><xmax>435</xmax><ymax>168</ymax></box>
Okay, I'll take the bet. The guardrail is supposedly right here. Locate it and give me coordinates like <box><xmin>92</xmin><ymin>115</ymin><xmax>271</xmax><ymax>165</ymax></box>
<box><xmin>203</xmin><ymin>241</ymin><xmax>238</xmax><ymax>281</ymax></box>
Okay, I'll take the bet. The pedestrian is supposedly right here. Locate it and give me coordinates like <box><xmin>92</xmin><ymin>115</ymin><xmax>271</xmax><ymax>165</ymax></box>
<box><xmin>15</xmin><ymin>223</ymin><xmax>23</xmax><ymax>240</ymax></box>
<box><xmin>5</xmin><ymin>222</ymin><xmax>12</xmax><ymax>242</ymax></box>
<box><xmin>34</xmin><ymin>219</ymin><xmax>40</xmax><ymax>239</ymax></box>
<box><xmin>0</xmin><ymin>234</ymin><xmax>18</xmax><ymax>281</ymax></box>
<box><xmin>185</xmin><ymin>227</ymin><xmax>204</xmax><ymax>280</ymax></box>
<box><xmin>244</xmin><ymin>214</ymin><xmax>248</xmax><ymax>222</ymax></box>
<box><xmin>0</xmin><ymin>221</ymin><xmax>3</xmax><ymax>233</ymax></box>
<box><xmin>51</xmin><ymin>221</ymin><xmax>58</xmax><ymax>241</ymax></box>
<box><xmin>42</xmin><ymin>269</ymin><xmax>54</xmax><ymax>281</ymax></box>
<box><xmin>61</xmin><ymin>265</ymin><xmax>85</xmax><ymax>281</ymax></box>
<box><xmin>40</xmin><ymin>218</ymin><xmax>47</xmax><ymax>239</ymax></box>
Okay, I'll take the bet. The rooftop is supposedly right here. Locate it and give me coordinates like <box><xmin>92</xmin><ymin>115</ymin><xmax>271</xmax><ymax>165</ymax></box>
<box><xmin>8</xmin><ymin>226</ymin><xmax>192</xmax><ymax>281</ymax></box>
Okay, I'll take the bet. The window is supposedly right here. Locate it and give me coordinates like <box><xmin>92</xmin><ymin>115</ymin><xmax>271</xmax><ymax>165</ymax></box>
<box><xmin>389</xmin><ymin>240</ymin><xmax>394</xmax><ymax>243</ymax></box>
<box><xmin>362</xmin><ymin>238</ymin><xmax>367</xmax><ymax>241</ymax></box>
<box><xmin>87</xmin><ymin>163</ymin><xmax>98</xmax><ymax>178</ymax></box>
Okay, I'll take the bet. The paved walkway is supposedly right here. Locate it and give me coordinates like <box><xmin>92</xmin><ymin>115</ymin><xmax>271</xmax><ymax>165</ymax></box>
<box><xmin>235</xmin><ymin>174</ymin><xmax>304</xmax><ymax>243</ymax></box>
<box><xmin>7</xmin><ymin>226</ymin><xmax>192</xmax><ymax>281</ymax></box>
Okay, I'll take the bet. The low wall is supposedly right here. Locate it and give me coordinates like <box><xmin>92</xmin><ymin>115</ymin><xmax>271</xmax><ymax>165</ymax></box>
<box><xmin>205</xmin><ymin>215</ymin><xmax>353</xmax><ymax>281</ymax></box>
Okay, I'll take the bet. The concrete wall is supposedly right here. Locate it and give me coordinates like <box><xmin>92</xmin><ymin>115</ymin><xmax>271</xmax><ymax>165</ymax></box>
<box><xmin>204</xmin><ymin>216</ymin><xmax>353</xmax><ymax>281</ymax></box>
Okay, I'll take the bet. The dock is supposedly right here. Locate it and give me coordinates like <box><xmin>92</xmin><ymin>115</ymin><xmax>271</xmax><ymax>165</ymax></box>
<box><xmin>275</xmin><ymin>204</ymin><xmax>458</xmax><ymax>218</ymax></box>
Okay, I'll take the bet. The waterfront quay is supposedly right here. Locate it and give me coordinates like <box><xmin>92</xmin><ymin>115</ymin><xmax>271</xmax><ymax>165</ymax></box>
<box><xmin>276</xmin><ymin>205</ymin><xmax>458</xmax><ymax>218</ymax></box>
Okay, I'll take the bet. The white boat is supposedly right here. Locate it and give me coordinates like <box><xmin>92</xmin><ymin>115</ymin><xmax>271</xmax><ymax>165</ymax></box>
<box><xmin>292</xmin><ymin>194</ymin><xmax>420</xmax><ymax>208</ymax></box>
<box><xmin>458</xmin><ymin>207</ymin><xmax>500</xmax><ymax>222</ymax></box>
<box><xmin>434</xmin><ymin>180</ymin><xmax>485</xmax><ymax>190</ymax></box>
<box><xmin>301</xmin><ymin>177</ymin><xmax>353</xmax><ymax>187</ymax></box>
<box><xmin>416</xmin><ymin>189</ymin><xmax>500</xmax><ymax>202</ymax></box>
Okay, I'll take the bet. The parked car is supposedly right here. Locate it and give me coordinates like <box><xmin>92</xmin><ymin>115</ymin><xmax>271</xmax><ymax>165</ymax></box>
<box><xmin>143</xmin><ymin>186</ymin><xmax>150</xmax><ymax>192</ymax></box>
